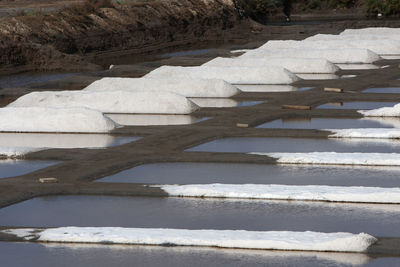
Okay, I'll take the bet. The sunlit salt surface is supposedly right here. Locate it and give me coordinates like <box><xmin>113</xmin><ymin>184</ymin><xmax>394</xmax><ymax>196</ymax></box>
<box><xmin>105</xmin><ymin>114</ymin><xmax>209</xmax><ymax>126</ymax></box>
<box><xmin>363</xmin><ymin>87</ymin><xmax>400</xmax><ymax>93</ymax></box>
<box><xmin>296</xmin><ymin>74</ymin><xmax>339</xmax><ymax>80</ymax></box>
<box><xmin>189</xmin><ymin>98</ymin><xmax>262</xmax><ymax>108</ymax></box>
<box><xmin>98</xmin><ymin>162</ymin><xmax>400</xmax><ymax>188</ymax></box>
<box><xmin>336</xmin><ymin>64</ymin><xmax>380</xmax><ymax>70</ymax></box>
<box><xmin>317</xmin><ymin>102</ymin><xmax>397</xmax><ymax>110</ymax></box>
<box><xmin>235</xmin><ymin>85</ymin><xmax>313</xmax><ymax>92</ymax></box>
<box><xmin>1</xmin><ymin>241</ymin><xmax>387</xmax><ymax>267</ymax></box>
<box><xmin>257</xmin><ymin>117</ymin><xmax>400</xmax><ymax>129</ymax></box>
<box><xmin>0</xmin><ymin>196</ymin><xmax>399</xmax><ymax>236</ymax></box>
<box><xmin>0</xmin><ymin>133</ymin><xmax>140</xmax><ymax>149</ymax></box>
<box><xmin>186</xmin><ymin>137</ymin><xmax>400</xmax><ymax>153</ymax></box>
<box><xmin>381</xmin><ymin>55</ymin><xmax>400</xmax><ymax>60</ymax></box>
<box><xmin>0</xmin><ymin>160</ymin><xmax>58</xmax><ymax>178</ymax></box>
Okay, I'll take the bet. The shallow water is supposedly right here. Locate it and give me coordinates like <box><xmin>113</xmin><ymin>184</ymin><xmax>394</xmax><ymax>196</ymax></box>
<box><xmin>317</xmin><ymin>102</ymin><xmax>397</xmax><ymax>110</ymax></box>
<box><xmin>2</xmin><ymin>241</ymin><xmax>393</xmax><ymax>267</ymax></box>
<box><xmin>189</xmin><ymin>98</ymin><xmax>262</xmax><ymax>108</ymax></box>
<box><xmin>0</xmin><ymin>160</ymin><xmax>58</xmax><ymax>179</ymax></box>
<box><xmin>105</xmin><ymin>114</ymin><xmax>209</xmax><ymax>126</ymax></box>
<box><xmin>234</xmin><ymin>85</ymin><xmax>313</xmax><ymax>92</ymax></box>
<box><xmin>97</xmin><ymin>162</ymin><xmax>400</xmax><ymax>188</ymax></box>
<box><xmin>161</xmin><ymin>49</ymin><xmax>211</xmax><ymax>58</ymax></box>
<box><xmin>0</xmin><ymin>133</ymin><xmax>139</xmax><ymax>149</ymax></box>
<box><xmin>257</xmin><ymin>117</ymin><xmax>398</xmax><ymax>129</ymax></box>
<box><xmin>186</xmin><ymin>137</ymin><xmax>400</xmax><ymax>153</ymax></box>
<box><xmin>363</xmin><ymin>87</ymin><xmax>400</xmax><ymax>93</ymax></box>
<box><xmin>4</xmin><ymin>241</ymin><xmax>394</xmax><ymax>267</ymax></box>
<box><xmin>0</xmin><ymin>72</ymin><xmax>75</xmax><ymax>88</ymax></box>
<box><xmin>0</xmin><ymin>196</ymin><xmax>399</xmax><ymax>236</ymax></box>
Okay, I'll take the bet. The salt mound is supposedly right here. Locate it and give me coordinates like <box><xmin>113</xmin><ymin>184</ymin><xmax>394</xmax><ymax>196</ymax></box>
<box><xmin>203</xmin><ymin>57</ymin><xmax>339</xmax><ymax>74</ymax></box>
<box><xmin>83</xmin><ymin>77</ymin><xmax>239</xmax><ymax>98</ymax></box>
<box><xmin>4</xmin><ymin>227</ymin><xmax>377</xmax><ymax>253</ymax></box>
<box><xmin>260</xmin><ymin>40</ymin><xmax>400</xmax><ymax>55</ymax></box>
<box><xmin>144</xmin><ymin>65</ymin><xmax>299</xmax><ymax>84</ymax></box>
<box><xmin>161</xmin><ymin>183</ymin><xmax>400</xmax><ymax>204</ymax></box>
<box><xmin>241</xmin><ymin>48</ymin><xmax>381</xmax><ymax>64</ymax></box>
<box><xmin>359</xmin><ymin>104</ymin><xmax>400</xmax><ymax>117</ymax></box>
<box><xmin>0</xmin><ymin>107</ymin><xmax>117</xmax><ymax>133</ymax></box>
<box><xmin>306</xmin><ymin>33</ymin><xmax>400</xmax><ymax>42</ymax></box>
<box><xmin>341</xmin><ymin>28</ymin><xmax>400</xmax><ymax>35</ymax></box>
<box><xmin>8</xmin><ymin>90</ymin><xmax>199</xmax><ymax>114</ymax></box>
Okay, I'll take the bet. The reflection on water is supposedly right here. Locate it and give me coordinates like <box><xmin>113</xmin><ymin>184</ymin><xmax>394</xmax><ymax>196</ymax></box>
<box><xmin>161</xmin><ymin>49</ymin><xmax>210</xmax><ymax>58</ymax></box>
<box><xmin>0</xmin><ymin>196</ymin><xmax>399</xmax><ymax>236</ymax></box>
<box><xmin>106</xmin><ymin>114</ymin><xmax>209</xmax><ymax>126</ymax></box>
<box><xmin>235</xmin><ymin>85</ymin><xmax>313</xmax><ymax>92</ymax></box>
<box><xmin>318</xmin><ymin>102</ymin><xmax>397</xmax><ymax>110</ymax></box>
<box><xmin>0</xmin><ymin>73</ymin><xmax>75</xmax><ymax>88</ymax></box>
<box><xmin>0</xmin><ymin>241</ymin><xmax>380</xmax><ymax>267</ymax></box>
<box><xmin>0</xmin><ymin>133</ymin><xmax>139</xmax><ymax>149</ymax></box>
<box><xmin>0</xmin><ymin>160</ymin><xmax>58</xmax><ymax>178</ymax></box>
<box><xmin>363</xmin><ymin>87</ymin><xmax>400</xmax><ymax>93</ymax></box>
<box><xmin>257</xmin><ymin>117</ymin><xmax>399</xmax><ymax>129</ymax></box>
<box><xmin>336</xmin><ymin>64</ymin><xmax>380</xmax><ymax>70</ymax></box>
<box><xmin>98</xmin><ymin>162</ymin><xmax>400</xmax><ymax>188</ymax></box>
<box><xmin>189</xmin><ymin>98</ymin><xmax>262</xmax><ymax>108</ymax></box>
<box><xmin>186</xmin><ymin>137</ymin><xmax>400</xmax><ymax>153</ymax></box>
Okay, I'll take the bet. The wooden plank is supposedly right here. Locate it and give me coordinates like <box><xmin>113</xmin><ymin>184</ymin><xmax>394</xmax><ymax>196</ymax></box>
<box><xmin>324</xmin><ymin>87</ymin><xmax>343</xmax><ymax>93</ymax></box>
<box><xmin>281</xmin><ymin>105</ymin><xmax>311</xmax><ymax>110</ymax></box>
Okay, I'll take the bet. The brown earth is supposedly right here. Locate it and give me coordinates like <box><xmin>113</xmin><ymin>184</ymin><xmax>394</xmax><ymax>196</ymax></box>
<box><xmin>0</xmin><ymin>0</ymin><xmax>241</xmax><ymax>75</ymax></box>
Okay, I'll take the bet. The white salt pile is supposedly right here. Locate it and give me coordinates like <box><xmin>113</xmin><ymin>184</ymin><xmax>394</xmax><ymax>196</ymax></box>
<box><xmin>359</xmin><ymin>104</ymin><xmax>400</xmax><ymax>117</ymax></box>
<box><xmin>252</xmin><ymin>152</ymin><xmax>400</xmax><ymax>166</ymax></box>
<box><xmin>2</xmin><ymin>227</ymin><xmax>376</xmax><ymax>253</ymax></box>
<box><xmin>145</xmin><ymin>65</ymin><xmax>299</xmax><ymax>84</ymax></box>
<box><xmin>240</xmin><ymin>48</ymin><xmax>381</xmax><ymax>64</ymax></box>
<box><xmin>83</xmin><ymin>77</ymin><xmax>239</xmax><ymax>98</ymax></box>
<box><xmin>0</xmin><ymin>107</ymin><xmax>117</xmax><ymax>133</ymax></box>
<box><xmin>8</xmin><ymin>90</ymin><xmax>199</xmax><ymax>114</ymax></box>
<box><xmin>260</xmin><ymin>40</ymin><xmax>400</xmax><ymax>55</ymax></box>
<box><xmin>203</xmin><ymin>57</ymin><xmax>339</xmax><ymax>74</ymax></box>
<box><xmin>160</xmin><ymin>183</ymin><xmax>400</xmax><ymax>204</ymax></box>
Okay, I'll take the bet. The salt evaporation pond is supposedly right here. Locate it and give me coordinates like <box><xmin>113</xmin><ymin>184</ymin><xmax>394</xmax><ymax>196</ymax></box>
<box><xmin>317</xmin><ymin>102</ymin><xmax>397</xmax><ymax>110</ymax></box>
<box><xmin>2</xmin><ymin>241</ymin><xmax>393</xmax><ymax>267</ymax></box>
<box><xmin>235</xmin><ymin>85</ymin><xmax>313</xmax><ymax>92</ymax></box>
<box><xmin>0</xmin><ymin>160</ymin><xmax>58</xmax><ymax>178</ymax></box>
<box><xmin>0</xmin><ymin>133</ymin><xmax>140</xmax><ymax>149</ymax></box>
<box><xmin>105</xmin><ymin>114</ymin><xmax>210</xmax><ymax>126</ymax></box>
<box><xmin>257</xmin><ymin>117</ymin><xmax>399</xmax><ymax>129</ymax></box>
<box><xmin>189</xmin><ymin>99</ymin><xmax>262</xmax><ymax>108</ymax></box>
<box><xmin>0</xmin><ymin>196</ymin><xmax>399</xmax><ymax>236</ymax></box>
<box><xmin>0</xmin><ymin>72</ymin><xmax>75</xmax><ymax>88</ymax></box>
<box><xmin>363</xmin><ymin>87</ymin><xmax>400</xmax><ymax>93</ymax></box>
<box><xmin>187</xmin><ymin>137</ymin><xmax>400</xmax><ymax>153</ymax></box>
<box><xmin>97</xmin><ymin>162</ymin><xmax>400</xmax><ymax>188</ymax></box>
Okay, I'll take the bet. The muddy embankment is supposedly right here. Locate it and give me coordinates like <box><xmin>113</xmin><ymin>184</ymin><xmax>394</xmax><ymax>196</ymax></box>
<box><xmin>0</xmin><ymin>0</ymin><xmax>243</xmax><ymax>75</ymax></box>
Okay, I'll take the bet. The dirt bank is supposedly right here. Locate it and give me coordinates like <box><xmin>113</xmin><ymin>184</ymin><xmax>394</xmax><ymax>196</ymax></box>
<box><xmin>0</xmin><ymin>0</ymin><xmax>240</xmax><ymax>75</ymax></box>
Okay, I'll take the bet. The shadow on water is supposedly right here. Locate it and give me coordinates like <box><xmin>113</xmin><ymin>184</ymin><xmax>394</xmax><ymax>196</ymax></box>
<box><xmin>0</xmin><ymin>196</ymin><xmax>399</xmax><ymax>236</ymax></box>
<box><xmin>97</xmin><ymin>162</ymin><xmax>400</xmax><ymax>188</ymax></box>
